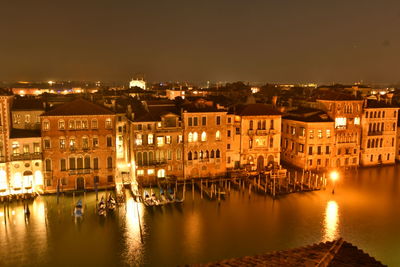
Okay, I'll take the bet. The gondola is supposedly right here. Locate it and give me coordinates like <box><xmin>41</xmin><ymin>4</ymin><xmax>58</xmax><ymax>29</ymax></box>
<box><xmin>74</xmin><ymin>199</ymin><xmax>84</xmax><ymax>217</ymax></box>
<box><xmin>98</xmin><ymin>196</ymin><xmax>107</xmax><ymax>216</ymax></box>
<box><xmin>107</xmin><ymin>194</ymin><xmax>117</xmax><ymax>211</ymax></box>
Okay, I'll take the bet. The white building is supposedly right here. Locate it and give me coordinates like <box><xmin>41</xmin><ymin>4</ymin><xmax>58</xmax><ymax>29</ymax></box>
<box><xmin>129</xmin><ymin>79</ymin><xmax>146</xmax><ymax>90</ymax></box>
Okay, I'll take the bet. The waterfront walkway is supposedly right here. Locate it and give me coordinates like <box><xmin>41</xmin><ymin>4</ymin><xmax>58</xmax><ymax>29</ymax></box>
<box><xmin>190</xmin><ymin>238</ymin><xmax>386</xmax><ymax>267</ymax></box>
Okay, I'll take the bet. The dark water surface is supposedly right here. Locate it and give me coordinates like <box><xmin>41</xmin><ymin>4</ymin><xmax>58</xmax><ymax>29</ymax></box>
<box><xmin>1</xmin><ymin>165</ymin><xmax>400</xmax><ymax>266</ymax></box>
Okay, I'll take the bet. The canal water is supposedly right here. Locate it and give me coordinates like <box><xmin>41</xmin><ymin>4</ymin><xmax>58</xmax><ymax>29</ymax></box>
<box><xmin>0</xmin><ymin>165</ymin><xmax>399</xmax><ymax>267</ymax></box>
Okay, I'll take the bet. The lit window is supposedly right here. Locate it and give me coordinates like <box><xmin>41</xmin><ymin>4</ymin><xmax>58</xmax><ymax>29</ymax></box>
<box><xmin>59</xmin><ymin>138</ymin><xmax>66</xmax><ymax>149</ymax></box>
<box><xmin>326</xmin><ymin>129</ymin><xmax>331</xmax><ymax>138</ymax></box>
<box><xmin>69</xmin><ymin>138</ymin><xmax>76</xmax><ymax>150</ymax></box>
<box><xmin>193</xmin><ymin>132</ymin><xmax>198</xmax><ymax>142</ymax></box>
<box><xmin>147</xmin><ymin>169</ymin><xmax>155</xmax><ymax>175</ymax></box>
<box><xmin>105</xmin><ymin>118</ymin><xmax>112</xmax><ymax>129</ymax></box>
<box><xmin>157</xmin><ymin>169</ymin><xmax>165</xmax><ymax>178</ymax></box>
<box><xmin>318</xmin><ymin>130</ymin><xmax>323</xmax><ymax>139</ymax></box>
<box><xmin>309</xmin><ymin>130</ymin><xmax>314</xmax><ymax>139</ymax></box>
<box><xmin>354</xmin><ymin>117</ymin><xmax>360</xmax><ymax>125</ymax></box>
<box><xmin>93</xmin><ymin>137</ymin><xmax>99</xmax><ymax>147</ymax></box>
<box><xmin>215</xmin><ymin>130</ymin><xmax>221</xmax><ymax>141</ymax></box>
<box><xmin>58</xmin><ymin>120</ymin><xmax>65</xmax><ymax>129</ymax></box>
<box><xmin>69</xmin><ymin>120</ymin><xmax>75</xmax><ymax>129</ymax></box>
<box><xmin>148</xmin><ymin>134</ymin><xmax>154</xmax><ymax>145</ymax></box>
<box><xmin>135</xmin><ymin>134</ymin><xmax>142</xmax><ymax>145</ymax></box>
<box><xmin>335</xmin><ymin>117</ymin><xmax>347</xmax><ymax>129</ymax></box>
<box><xmin>137</xmin><ymin>170</ymin><xmax>144</xmax><ymax>176</ymax></box>
<box><xmin>82</xmin><ymin>120</ymin><xmax>88</xmax><ymax>129</ymax></box>
<box><xmin>188</xmin><ymin>132</ymin><xmax>193</xmax><ymax>142</ymax></box>
<box><xmin>201</xmin><ymin>131</ymin><xmax>207</xmax><ymax>141</ymax></box>
<box><xmin>165</xmin><ymin>136</ymin><xmax>172</xmax><ymax>144</ymax></box>
<box><xmin>157</xmin><ymin>136</ymin><xmax>164</xmax><ymax>146</ymax></box>
<box><xmin>43</xmin><ymin>120</ymin><xmax>50</xmax><ymax>131</ymax></box>
<box><xmin>83</xmin><ymin>137</ymin><xmax>89</xmax><ymax>149</ymax></box>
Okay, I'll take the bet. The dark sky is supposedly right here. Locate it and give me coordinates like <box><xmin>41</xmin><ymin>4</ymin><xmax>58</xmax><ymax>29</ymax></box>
<box><xmin>1</xmin><ymin>0</ymin><xmax>400</xmax><ymax>84</ymax></box>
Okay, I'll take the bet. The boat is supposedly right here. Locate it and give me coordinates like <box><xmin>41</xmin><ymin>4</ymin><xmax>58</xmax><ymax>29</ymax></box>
<box><xmin>98</xmin><ymin>196</ymin><xmax>107</xmax><ymax>216</ymax></box>
<box><xmin>107</xmin><ymin>194</ymin><xmax>117</xmax><ymax>211</ymax></box>
<box><xmin>143</xmin><ymin>190</ymin><xmax>154</xmax><ymax>206</ymax></box>
<box><xmin>159</xmin><ymin>187</ymin><xmax>169</xmax><ymax>204</ymax></box>
<box><xmin>74</xmin><ymin>199</ymin><xmax>84</xmax><ymax>217</ymax></box>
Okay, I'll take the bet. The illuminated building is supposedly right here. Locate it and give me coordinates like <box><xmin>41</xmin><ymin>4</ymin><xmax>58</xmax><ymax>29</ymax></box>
<box><xmin>130</xmin><ymin>101</ymin><xmax>183</xmax><ymax>184</ymax></box>
<box><xmin>166</xmin><ymin>89</ymin><xmax>185</xmax><ymax>100</ymax></box>
<box><xmin>281</xmin><ymin>108</ymin><xmax>335</xmax><ymax>170</ymax></box>
<box><xmin>129</xmin><ymin>78</ymin><xmax>146</xmax><ymax>90</ymax></box>
<box><xmin>182</xmin><ymin>100</ymin><xmax>227</xmax><ymax>179</ymax></box>
<box><xmin>40</xmin><ymin>98</ymin><xmax>116</xmax><ymax>192</ymax></box>
<box><xmin>235</xmin><ymin>104</ymin><xmax>282</xmax><ymax>171</ymax></box>
<box><xmin>360</xmin><ymin>100</ymin><xmax>399</xmax><ymax>166</ymax></box>
<box><xmin>317</xmin><ymin>93</ymin><xmax>364</xmax><ymax>168</ymax></box>
<box><xmin>11</xmin><ymin>98</ymin><xmax>44</xmax><ymax>130</ymax></box>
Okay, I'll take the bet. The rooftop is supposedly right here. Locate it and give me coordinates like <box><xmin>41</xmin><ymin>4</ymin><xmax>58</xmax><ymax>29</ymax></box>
<box><xmin>284</xmin><ymin>107</ymin><xmax>333</xmax><ymax>122</ymax></box>
<box><xmin>134</xmin><ymin>105</ymin><xmax>180</xmax><ymax>122</ymax></box>
<box><xmin>12</xmin><ymin>97</ymin><xmax>44</xmax><ymax>111</ymax></box>
<box><xmin>41</xmin><ymin>98</ymin><xmax>114</xmax><ymax>116</ymax></box>
<box><xmin>365</xmin><ymin>99</ymin><xmax>398</xmax><ymax>109</ymax></box>
<box><xmin>317</xmin><ymin>91</ymin><xmax>362</xmax><ymax>101</ymax></box>
<box><xmin>235</xmin><ymin>103</ymin><xmax>281</xmax><ymax>116</ymax></box>
<box><xmin>10</xmin><ymin>128</ymin><xmax>41</xmax><ymax>139</ymax></box>
<box><xmin>191</xmin><ymin>238</ymin><xmax>385</xmax><ymax>267</ymax></box>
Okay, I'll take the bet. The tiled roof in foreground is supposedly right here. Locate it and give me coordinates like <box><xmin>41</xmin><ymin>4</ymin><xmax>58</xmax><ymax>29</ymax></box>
<box><xmin>236</xmin><ymin>104</ymin><xmax>281</xmax><ymax>116</ymax></box>
<box><xmin>42</xmin><ymin>98</ymin><xmax>114</xmax><ymax>116</ymax></box>
<box><xmin>190</xmin><ymin>238</ymin><xmax>385</xmax><ymax>267</ymax></box>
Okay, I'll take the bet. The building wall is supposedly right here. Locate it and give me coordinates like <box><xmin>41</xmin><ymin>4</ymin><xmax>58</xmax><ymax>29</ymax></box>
<box><xmin>317</xmin><ymin>100</ymin><xmax>363</xmax><ymax>168</ymax></box>
<box><xmin>41</xmin><ymin>114</ymin><xmax>116</xmax><ymax>192</ymax></box>
<box><xmin>131</xmin><ymin>114</ymin><xmax>184</xmax><ymax>185</ymax></box>
<box><xmin>239</xmin><ymin>115</ymin><xmax>281</xmax><ymax>171</ymax></box>
<box><xmin>12</xmin><ymin>110</ymin><xmax>42</xmax><ymax>130</ymax></box>
<box><xmin>281</xmin><ymin>119</ymin><xmax>335</xmax><ymax>170</ymax></box>
<box><xmin>360</xmin><ymin>108</ymin><xmax>398</xmax><ymax>166</ymax></box>
<box><xmin>183</xmin><ymin>111</ymin><xmax>227</xmax><ymax>179</ymax></box>
<box><xmin>226</xmin><ymin>114</ymin><xmax>241</xmax><ymax>170</ymax></box>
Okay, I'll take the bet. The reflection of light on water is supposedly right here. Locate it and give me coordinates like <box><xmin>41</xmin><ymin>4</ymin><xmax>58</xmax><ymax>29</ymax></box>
<box><xmin>184</xmin><ymin>211</ymin><xmax>201</xmax><ymax>254</ymax></box>
<box><xmin>124</xmin><ymin>197</ymin><xmax>144</xmax><ymax>264</ymax></box>
<box><xmin>31</xmin><ymin>198</ymin><xmax>48</xmax><ymax>254</ymax></box>
<box><xmin>324</xmin><ymin>200</ymin><xmax>339</xmax><ymax>241</ymax></box>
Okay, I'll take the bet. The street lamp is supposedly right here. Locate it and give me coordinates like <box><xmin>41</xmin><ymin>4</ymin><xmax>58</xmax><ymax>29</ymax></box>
<box><xmin>330</xmin><ymin>171</ymin><xmax>339</xmax><ymax>194</ymax></box>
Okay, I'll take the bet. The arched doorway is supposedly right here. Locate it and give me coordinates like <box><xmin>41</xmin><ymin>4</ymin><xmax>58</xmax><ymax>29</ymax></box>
<box><xmin>23</xmin><ymin>171</ymin><xmax>33</xmax><ymax>191</ymax></box>
<box><xmin>267</xmin><ymin>155</ymin><xmax>274</xmax><ymax>165</ymax></box>
<box><xmin>76</xmin><ymin>177</ymin><xmax>85</xmax><ymax>190</ymax></box>
<box><xmin>257</xmin><ymin>156</ymin><xmax>264</xmax><ymax>171</ymax></box>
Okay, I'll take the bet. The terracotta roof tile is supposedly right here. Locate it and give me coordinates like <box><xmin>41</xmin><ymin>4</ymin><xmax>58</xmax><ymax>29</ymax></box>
<box><xmin>41</xmin><ymin>98</ymin><xmax>114</xmax><ymax>116</ymax></box>
<box><xmin>235</xmin><ymin>104</ymin><xmax>281</xmax><ymax>116</ymax></box>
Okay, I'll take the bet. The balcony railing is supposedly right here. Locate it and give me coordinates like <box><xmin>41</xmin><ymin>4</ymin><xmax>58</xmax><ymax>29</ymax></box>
<box><xmin>68</xmin><ymin>168</ymin><xmax>92</xmax><ymax>175</ymax></box>
<box><xmin>138</xmin><ymin>160</ymin><xmax>167</xmax><ymax>167</ymax></box>
<box><xmin>256</xmin><ymin>129</ymin><xmax>268</xmax><ymax>135</ymax></box>
<box><xmin>368</xmin><ymin>131</ymin><xmax>383</xmax><ymax>136</ymax></box>
<box><xmin>11</xmin><ymin>153</ymin><xmax>42</xmax><ymax>161</ymax></box>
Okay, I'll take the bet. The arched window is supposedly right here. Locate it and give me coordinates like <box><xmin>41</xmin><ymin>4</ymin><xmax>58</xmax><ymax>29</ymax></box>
<box><xmin>393</xmin><ymin>123</ymin><xmax>396</xmax><ymax>131</ymax></box>
<box><xmin>194</xmin><ymin>151</ymin><xmax>198</xmax><ymax>160</ymax></box>
<box><xmin>82</xmin><ymin>136</ymin><xmax>89</xmax><ymax>149</ymax></box>
<box><xmin>367</xmin><ymin>139</ymin><xmax>370</xmax><ymax>148</ymax></box>
<box><xmin>43</xmin><ymin>120</ymin><xmax>50</xmax><ymax>131</ymax></box>
<box><xmin>381</xmin><ymin>123</ymin><xmax>384</xmax><ymax>131</ymax></box>
<box><xmin>249</xmin><ymin>120</ymin><xmax>253</xmax><ymax>130</ymax></box>
<box><xmin>365</xmin><ymin>111</ymin><xmax>368</xmax><ymax>118</ymax></box>
<box><xmin>373</xmin><ymin>123</ymin><xmax>376</xmax><ymax>132</ymax></box>
<box><xmin>58</xmin><ymin>119</ymin><xmax>65</xmax><ymax>129</ymax></box>
<box><xmin>193</xmin><ymin>132</ymin><xmax>198</xmax><ymax>142</ymax></box>
<box><xmin>378</xmin><ymin>111</ymin><xmax>381</xmax><ymax>118</ymax></box>
<box><xmin>368</xmin><ymin>123</ymin><xmax>372</xmax><ymax>132</ymax></box>
<box><xmin>205</xmin><ymin>150</ymin><xmax>209</xmax><ymax>158</ymax></box>
<box><xmin>157</xmin><ymin>169</ymin><xmax>165</xmax><ymax>178</ymax></box>
<box><xmin>262</xmin><ymin>120</ymin><xmax>266</xmax><ymax>130</ymax></box>
<box><xmin>77</xmin><ymin>157</ymin><xmax>83</xmax><ymax>169</ymax></box>
<box><xmin>148</xmin><ymin>134</ymin><xmax>154</xmax><ymax>144</ymax></box>
<box><xmin>380</xmin><ymin>138</ymin><xmax>383</xmax><ymax>147</ymax></box>
<box><xmin>143</xmin><ymin>152</ymin><xmax>148</xmax><ymax>165</ymax></box>
<box><xmin>188</xmin><ymin>132</ymin><xmax>193</xmax><ymax>142</ymax></box>
<box><xmin>84</xmin><ymin>156</ymin><xmax>90</xmax><ymax>169</ymax></box>
<box><xmin>382</xmin><ymin>111</ymin><xmax>385</xmax><ymax>118</ymax></box>
<box><xmin>371</xmin><ymin>139</ymin><xmax>375</xmax><ymax>148</ymax></box>
<box><xmin>216</xmin><ymin>149</ymin><xmax>220</xmax><ymax>158</ymax></box>
<box><xmin>105</xmin><ymin>118</ymin><xmax>112</xmax><ymax>129</ymax></box>
<box><xmin>137</xmin><ymin>152</ymin><xmax>143</xmax><ymax>166</ymax></box>
<box><xmin>215</xmin><ymin>130</ymin><xmax>221</xmax><ymax>141</ymax></box>
<box><xmin>199</xmin><ymin>150</ymin><xmax>203</xmax><ymax>159</ymax></box>
<box><xmin>188</xmin><ymin>151</ymin><xmax>192</xmax><ymax>160</ymax></box>
<box><xmin>201</xmin><ymin>131</ymin><xmax>207</xmax><ymax>142</ymax></box>
<box><xmin>107</xmin><ymin>157</ymin><xmax>113</xmax><ymax>169</ymax></box>
<box><xmin>257</xmin><ymin>120</ymin><xmax>262</xmax><ymax>130</ymax></box>
<box><xmin>210</xmin><ymin>150</ymin><xmax>215</xmax><ymax>158</ymax></box>
<box><xmin>149</xmin><ymin>151</ymin><xmax>154</xmax><ymax>163</ymax></box>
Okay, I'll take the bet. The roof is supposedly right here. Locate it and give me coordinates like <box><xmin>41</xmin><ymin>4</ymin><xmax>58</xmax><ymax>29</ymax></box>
<box><xmin>235</xmin><ymin>104</ymin><xmax>281</xmax><ymax>116</ymax></box>
<box><xmin>0</xmin><ymin>88</ymin><xmax>13</xmax><ymax>96</ymax></box>
<box><xmin>41</xmin><ymin>98</ymin><xmax>114</xmax><ymax>116</ymax></box>
<box><xmin>12</xmin><ymin>97</ymin><xmax>44</xmax><ymax>111</ymax></box>
<box><xmin>10</xmin><ymin>128</ymin><xmax>41</xmax><ymax>139</ymax></box>
<box><xmin>365</xmin><ymin>99</ymin><xmax>398</xmax><ymax>109</ymax></box>
<box><xmin>191</xmin><ymin>238</ymin><xmax>385</xmax><ymax>267</ymax></box>
<box><xmin>134</xmin><ymin>105</ymin><xmax>180</xmax><ymax>122</ymax></box>
<box><xmin>317</xmin><ymin>91</ymin><xmax>362</xmax><ymax>101</ymax></box>
<box><xmin>283</xmin><ymin>107</ymin><xmax>333</xmax><ymax>122</ymax></box>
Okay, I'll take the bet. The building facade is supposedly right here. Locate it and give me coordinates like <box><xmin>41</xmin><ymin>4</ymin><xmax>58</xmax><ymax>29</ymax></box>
<box><xmin>317</xmin><ymin>95</ymin><xmax>364</xmax><ymax>168</ymax></box>
<box><xmin>41</xmin><ymin>98</ymin><xmax>116</xmax><ymax>192</ymax></box>
<box><xmin>360</xmin><ymin>100</ymin><xmax>399</xmax><ymax>166</ymax></box>
<box><xmin>281</xmin><ymin>108</ymin><xmax>335</xmax><ymax>170</ymax></box>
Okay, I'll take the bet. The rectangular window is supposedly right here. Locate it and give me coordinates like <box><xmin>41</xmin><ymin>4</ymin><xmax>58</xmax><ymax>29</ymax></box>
<box><xmin>107</xmin><ymin>136</ymin><xmax>112</xmax><ymax>147</ymax></box>
<box><xmin>227</xmin><ymin>144</ymin><xmax>231</xmax><ymax>149</ymax></box>
<box><xmin>227</xmin><ymin>117</ymin><xmax>231</xmax><ymax>123</ymax></box>
<box><xmin>188</xmin><ymin>117</ymin><xmax>193</xmax><ymax>126</ymax></box>
<box><xmin>318</xmin><ymin>130</ymin><xmax>323</xmax><ymax>139</ymax></box>
<box><xmin>308</xmin><ymin>146</ymin><xmax>313</xmax><ymax>155</ymax></box>
<box><xmin>69</xmin><ymin>157</ymin><xmax>76</xmax><ymax>170</ymax></box>
<box><xmin>137</xmin><ymin>170</ymin><xmax>144</xmax><ymax>176</ymax></box>
<box><xmin>216</xmin><ymin>116</ymin><xmax>221</xmax><ymax>125</ymax></box>
<box><xmin>202</xmin><ymin>116</ymin><xmax>207</xmax><ymax>126</ymax></box>
<box><xmin>59</xmin><ymin>139</ymin><xmax>66</xmax><ymax>149</ymax></box>
<box><xmin>23</xmin><ymin>144</ymin><xmax>29</xmax><ymax>154</ymax></box>
<box><xmin>105</xmin><ymin>119</ymin><xmax>112</xmax><ymax>129</ymax></box>
<box><xmin>317</xmin><ymin>146</ymin><xmax>322</xmax><ymax>155</ymax></box>
<box><xmin>58</xmin><ymin>120</ymin><xmax>65</xmax><ymax>129</ymax></box>
<box><xmin>34</xmin><ymin>142</ymin><xmax>40</xmax><ymax>153</ymax></box>
<box><xmin>76</xmin><ymin>120</ymin><xmax>82</xmax><ymax>129</ymax></box>
<box><xmin>227</xmin><ymin>130</ymin><xmax>231</xmax><ymax>137</ymax></box>
<box><xmin>165</xmin><ymin>136</ymin><xmax>171</xmax><ymax>144</ymax></box>
<box><xmin>91</xmin><ymin>119</ymin><xmax>98</xmax><ymax>129</ymax></box>
<box><xmin>157</xmin><ymin>136</ymin><xmax>164</xmax><ymax>147</ymax></box>
<box><xmin>270</xmin><ymin>119</ymin><xmax>274</xmax><ymax>129</ymax></box>
<box><xmin>326</xmin><ymin>146</ymin><xmax>330</xmax><ymax>154</ymax></box>
<box><xmin>309</xmin><ymin>130</ymin><xmax>314</xmax><ymax>139</ymax></box>
<box><xmin>69</xmin><ymin>120</ymin><xmax>75</xmax><ymax>129</ymax></box>
<box><xmin>194</xmin><ymin>117</ymin><xmax>198</xmax><ymax>126</ymax></box>
<box><xmin>61</xmin><ymin>159</ymin><xmax>66</xmax><ymax>171</ymax></box>
<box><xmin>44</xmin><ymin>139</ymin><xmax>51</xmax><ymax>149</ymax></box>
<box><xmin>147</xmin><ymin>169</ymin><xmax>155</xmax><ymax>175</ymax></box>
<box><xmin>82</xmin><ymin>120</ymin><xmax>88</xmax><ymax>129</ymax></box>
<box><xmin>236</xmin><ymin>127</ymin><xmax>240</xmax><ymax>135</ymax></box>
<box><xmin>93</xmin><ymin>158</ymin><xmax>99</xmax><ymax>170</ymax></box>
<box><xmin>300</xmin><ymin>127</ymin><xmax>305</xmax><ymax>137</ymax></box>
<box><xmin>177</xmin><ymin>135</ymin><xmax>183</xmax><ymax>143</ymax></box>
<box><xmin>299</xmin><ymin>144</ymin><xmax>304</xmax><ymax>153</ymax></box>
<box><xmin>326</xmin><ymin>129</ymin><xmax>331</xmax><ymax>138</ymax></box>
<box><xmin>168</xmin><ymin>150</ymin><xmax>172</xmax><ymax>160</ymax></box>
<box><xmin>93</xmin><ymin>137</ymin><xmax>99</xmax><ymax>148</ymax></box>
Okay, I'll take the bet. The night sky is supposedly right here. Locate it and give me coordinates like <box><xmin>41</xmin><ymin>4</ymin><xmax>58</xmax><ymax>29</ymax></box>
<box><xmin>1</xmin><ymin>0</ymin><xmax>400</xmax><ymax>84</ymax></box>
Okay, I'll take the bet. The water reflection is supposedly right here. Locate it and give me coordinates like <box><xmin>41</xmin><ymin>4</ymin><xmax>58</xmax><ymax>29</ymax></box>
<box><xmin>123</xmin><ymin>196</ymin><xmax>144</xmax><ymax>265</ymax></box>
<box><xmin>323</xmin><ymin>200</ymin><xmax>339</xmax><ymax>241</ymax></box>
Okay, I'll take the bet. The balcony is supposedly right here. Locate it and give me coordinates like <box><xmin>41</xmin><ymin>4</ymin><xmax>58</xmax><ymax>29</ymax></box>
<box><xmin>248</xmin><ymin>130</ymin><xmax>255</xmax><ymax>135</ymax></box>
<box><xmin>68</xmin><ymin>169</ymin><xmax>92</xmax><ymax>175</ymax></box>
<box><xmin>368</xmin><ymin>131</ymin><xmax>383</xmax><ymax>136</ymax></box>
<box><xmin>11</xmin><ymin>153</ymin><xmax>42</xmax><ymax>161</ymax></box>
<box><xmin>256</xmin><ymin>129</ymin><xmax>268</xmax><ymax>135</ymax></box>
<box><xmin>138</xmin><ymin>160</ymin><xmax>168</xmax><ymax>167</ymax></box>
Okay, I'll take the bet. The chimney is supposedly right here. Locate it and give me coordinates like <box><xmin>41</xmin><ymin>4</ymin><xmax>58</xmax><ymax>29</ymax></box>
<box><xmin>272</xmin><ymin>95</ymin><xmax>278</xmax><ymax>107</ymax></box>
